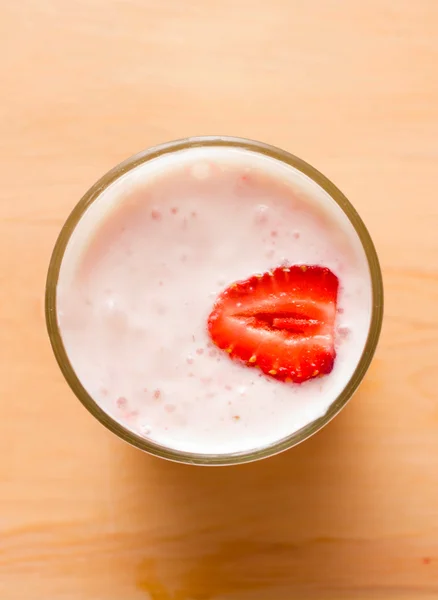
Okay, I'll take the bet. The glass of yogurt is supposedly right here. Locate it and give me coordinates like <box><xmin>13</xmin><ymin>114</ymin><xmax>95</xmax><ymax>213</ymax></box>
<box><xmin>45</xmin><ymin>137</ymin><xmax>383</xmax><ymax>465</ymax></box>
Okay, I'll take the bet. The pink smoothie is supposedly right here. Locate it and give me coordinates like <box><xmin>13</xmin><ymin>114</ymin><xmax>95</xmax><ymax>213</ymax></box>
<box><xmin>57</xmin><ymin>146</ymin><xmax>372</xmax><ymax>454</ymax></box>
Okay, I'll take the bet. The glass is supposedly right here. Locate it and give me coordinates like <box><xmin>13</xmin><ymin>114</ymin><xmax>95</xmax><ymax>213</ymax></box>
<box><xmin>45</xmin><ymin>136</ymin><xmax>384</xmax><ymax>466</ymax></box>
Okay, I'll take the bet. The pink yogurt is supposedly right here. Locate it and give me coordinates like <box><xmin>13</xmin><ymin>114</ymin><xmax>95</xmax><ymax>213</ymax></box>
<box><xmin>56</xmin><ymin>146</ymin><xmax>372</xmax><ymax>454</ymax></box>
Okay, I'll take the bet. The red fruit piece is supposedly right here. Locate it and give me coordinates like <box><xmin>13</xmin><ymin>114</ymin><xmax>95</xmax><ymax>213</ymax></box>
<box><xmin>207</xmin><ymin>265</ymin><xmax>339</xmax><ymax>384</ymax></box>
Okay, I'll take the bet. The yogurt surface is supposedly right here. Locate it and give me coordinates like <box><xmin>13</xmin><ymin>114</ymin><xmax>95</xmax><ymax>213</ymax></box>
<box><xmin>57</xmin><ymin>146</ymin><xmax>372</xmax><ymax>454</ymax></box>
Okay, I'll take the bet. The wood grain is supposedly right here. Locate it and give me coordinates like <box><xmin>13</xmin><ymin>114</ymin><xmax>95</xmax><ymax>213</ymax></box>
<box><xmin>1</xmin><ymin>1</ymin><xmax>438</xmax><ymax>598</ymax></box>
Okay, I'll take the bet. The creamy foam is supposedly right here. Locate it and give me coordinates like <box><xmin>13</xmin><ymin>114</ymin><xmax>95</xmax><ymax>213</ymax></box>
<box><xmin>57</xmin><ymin>146</ymin><xmax>372</xmax><ymax>454</ymax></box>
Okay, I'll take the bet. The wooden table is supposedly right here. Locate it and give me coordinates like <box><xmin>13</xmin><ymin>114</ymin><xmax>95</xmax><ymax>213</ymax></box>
<box><xmin>1</xmin><ymin>1</ymin><xmax>437</xmax><ymax>598</ymax></box>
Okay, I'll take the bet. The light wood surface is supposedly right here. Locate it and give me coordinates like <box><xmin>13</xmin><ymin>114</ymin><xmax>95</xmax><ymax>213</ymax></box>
<box><xmin>1</xmin><ymin>1</ymin><xmax>438</xmax><ymax>598</ymax></box>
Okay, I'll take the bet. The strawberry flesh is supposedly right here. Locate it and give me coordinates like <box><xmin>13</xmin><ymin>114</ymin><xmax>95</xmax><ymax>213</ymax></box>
<box><xmin>207</xmin><ymin>265</ymin><xmax>339</xmax><ymax>383</ymax></box>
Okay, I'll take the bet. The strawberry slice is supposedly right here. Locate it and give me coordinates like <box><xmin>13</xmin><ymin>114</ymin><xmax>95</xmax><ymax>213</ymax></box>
<box><xmin>207</xmin><ymin>265</ymin><xmax>339</xmax><ymax>383</ymax></box>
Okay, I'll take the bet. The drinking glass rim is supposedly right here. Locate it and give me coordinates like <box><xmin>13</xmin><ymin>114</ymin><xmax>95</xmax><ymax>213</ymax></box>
<box><xmin>45</xmin><ymin>135</ymin><xmax>384</xmax><ymax>466</ymax></box>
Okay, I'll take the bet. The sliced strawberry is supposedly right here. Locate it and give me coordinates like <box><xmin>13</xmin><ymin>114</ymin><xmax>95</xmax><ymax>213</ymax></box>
<box><xmin>207</xmin><ymin>265</ymin><xmax>339</xmax><ymax>383</ymax></box>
